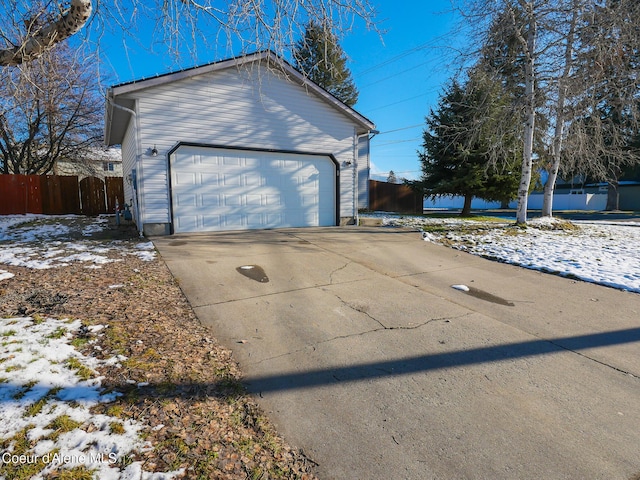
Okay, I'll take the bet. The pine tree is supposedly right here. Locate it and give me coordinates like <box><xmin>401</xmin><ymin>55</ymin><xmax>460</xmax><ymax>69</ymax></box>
<box><xmin>293</xmin><ymin>21</ymin><xmax>359</xmax><ymax>106</ymax></box>
<box><xmin>410</xmin><ymin>74</ymin><xmax>521</xmax><ymax>216</ymax></box>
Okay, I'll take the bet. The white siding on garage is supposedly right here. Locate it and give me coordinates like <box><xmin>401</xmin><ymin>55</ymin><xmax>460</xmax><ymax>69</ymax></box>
<box><xmin>123</xmin><ymin>63</ymin><xmax>359</xmax><ymax>226</ymax></box>
<box><xmin>121</xmin><ymin>120</ymin><xmax>136</xmax><ymax>210</ymax></box>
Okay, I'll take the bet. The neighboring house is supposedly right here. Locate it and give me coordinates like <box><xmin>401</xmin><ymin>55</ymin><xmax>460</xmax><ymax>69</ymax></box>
<box><xmin>53</xmin><ymin>147</ymin><xmax>123</xmax><ymax>180</ymax></box>
<box><xmin>104</xmin><ymin>51</ymin><xmax>376</xmax><ymax>235</ymax></box>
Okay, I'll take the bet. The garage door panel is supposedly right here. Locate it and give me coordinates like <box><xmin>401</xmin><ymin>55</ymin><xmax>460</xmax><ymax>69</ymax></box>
<box><xmin>174</xmin><ymin>172</ymin><xmax>196</xmax><ymax>186</ymax></box>
<box><xmin>244</xmin><ymin>156</ymin><xmax>262</xmax><ymax>167</ymax></box>
<box><xmin>246</xmin><ymin>213</ymin><xmax>263</xmax><ymax>227</ymax></box>
<box><xmin>171</xmin><ymin>147</ymin><xmax>335</xmax><ymax>232</ymax></box>
<box><xmin>246</xmin><ymin>194</ymin><xmax>263</xmax><ymax>206</ymax></box>
<box><xmin>223</xmin><ymin>173</ymin><xmax>242</xmax><ymax>186</ymax></box>
<box><xmin>199</xmin><ymin>154</ymin><xmax>220</xmax><ymax>166</ymax></box>
<box><xmin>223</xmin><ymin>154</ymin><xmax>242</xmax><ymax>166</ymax></box>
<box><xmin>224</xmin><ymin>214</ymin><xmax>244</xmax><ymax>228</ymax></box>
<box><xmin>173</xmin><ymin>151</ymin><xmax>195</xmax><ymax>166</ymax></box>
<box><xmin>176</xmin><ymin>215</ymin><xmax>197</xmax><ymax>231</ymax></box>
<box><xmin>244</xmin><ymin>172</ymin><xmax>263</xmax><ymax>186</ymax></box>
<box><xmin>265</xmin><ymin>213</ymin><xmax>284</xmax><ymax>225</ymax></box>
<box><xmin>302</xmin><ymin>194</ymin><xmax>318</xmax><ymax>206</ymax></box>
<box><xmin>201</xmin><ymin>194</ymin><xmax>220</xmax><ymax>207</ymax></box>
<box><xmin>201</xmin><ymin>173</ymin><xmax>220</xmax><ymax>185</ymax></box>
<box><xmin>175</xmin><ymin>194</ymin><xmax>197</xmax><ymax>207</ymax></box>
<box><xmin>224</xmin><ymin>194</ymin><xmax>242</xmax><ymax>206</ymax></box>
<box><xmin>202</xmin><ymin>215</ymin><xmax>222</xmax><ymax>229</ymax></box>
<box><xmin>263</xmin><ymin>193</ymin><xmax>281</xmax><ymax>205</ymax></box>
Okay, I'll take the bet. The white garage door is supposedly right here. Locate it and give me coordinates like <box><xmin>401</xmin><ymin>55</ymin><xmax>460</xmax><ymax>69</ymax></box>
<box><xmin>170</xmin><ymin>146</ymin><xmax>337</xmax><ymax>233</ymax></box>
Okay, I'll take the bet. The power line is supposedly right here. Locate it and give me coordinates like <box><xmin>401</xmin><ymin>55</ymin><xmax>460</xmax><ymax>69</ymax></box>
<box><xmin>376</xmin><ymin>124</ymin><xmax>423</xmax><ymax>135</ymax></box>
<box><xmin>376</xmin><ymin>169</ymin><xmax>422</xmax><ymax>174</ymax></box>
<box><xmin>365</xmin><ymin>92</ymin><xmax>431</xmax><ymax>113</ymax></box>
<box><xmin>359</xmin><ymin>62</ymin><xmax>431</xmax><ymax>89</ymax></box>
<box><xmin>375</xmin><ymin>137</ymin><xmax>422</xmax><ymax>147</ymax></box>
<box><xmin>354</xmin><ymin>39</ymin><xmax>439</xmax><ymax>78</ymax></box>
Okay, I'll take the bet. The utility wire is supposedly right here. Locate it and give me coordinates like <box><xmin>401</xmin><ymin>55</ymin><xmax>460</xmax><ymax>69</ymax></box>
<box><xmin>375</xmin><ymin>124</ymin><xmax>424</xmax><ymax>135</ymax></box>
<box><xmin>354</xmin><ymin>39</ymin><xmax>439</xmax><ymax>78</ymax></box>
<box><xmin>359</xmin><ymin>62</ymin><xmax>431</xmax><ymax>89</ymax></box>
<box><xmin>375</xmin><ymin>137</ymin><xmax>422</xmax><ymax>147</ymax></box>
<box><xmin>364</xmin><ymin>92</ymin><xmax>431</xmax><ymax>113</ymax></box>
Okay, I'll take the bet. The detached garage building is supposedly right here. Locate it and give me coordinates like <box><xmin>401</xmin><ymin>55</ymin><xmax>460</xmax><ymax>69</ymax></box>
<box><xmin>104</xmin><ymin>51</ymin><xmax>376</xmax><ymax>235</ymax></box>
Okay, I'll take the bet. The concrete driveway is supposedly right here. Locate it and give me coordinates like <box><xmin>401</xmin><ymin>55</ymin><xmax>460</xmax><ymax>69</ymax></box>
<box><xmin>152</xmin><ymin>226</ymin><xmax>640</xmax><ymax>480</ymax></box>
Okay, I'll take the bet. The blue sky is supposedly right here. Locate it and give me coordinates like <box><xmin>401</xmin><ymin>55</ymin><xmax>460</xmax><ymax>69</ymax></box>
<box><xmin>343</xmin><ymin>1</ymin><xmax>460</xmax><ymax>181</ymax></box>
<box><xmin>97</xmin><ymin>1</ymin><xmax>460</xmax><ymax>181</ymax></box>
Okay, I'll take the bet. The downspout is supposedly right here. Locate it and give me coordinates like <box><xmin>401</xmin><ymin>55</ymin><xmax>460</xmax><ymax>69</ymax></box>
<box><xmin>353</xmin><ymin>128</ymin><xmax>379</xmax><ymax>226</ymax></box>
<box><xmin>352</xmin><ymin>128</ymin><xmax>358</xmax><ymax>225</ymax></box>
<box><xmin>109</xmin><ymin>100</ymin><xmax>144</xmax><ymax>237</ymax></box>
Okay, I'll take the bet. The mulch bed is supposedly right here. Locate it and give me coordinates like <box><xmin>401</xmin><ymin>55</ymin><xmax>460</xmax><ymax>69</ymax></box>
<box><xmin>0</xmin><ymin>222</ymin><xmax>318</xmax><ymax>479</ymax></box>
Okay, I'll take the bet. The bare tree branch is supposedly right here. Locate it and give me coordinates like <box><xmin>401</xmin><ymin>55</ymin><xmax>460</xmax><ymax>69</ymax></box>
<box><xmin>0</xmin><ymin>0</ymin><xmax>92</xmax><ymax>66</ymax></box>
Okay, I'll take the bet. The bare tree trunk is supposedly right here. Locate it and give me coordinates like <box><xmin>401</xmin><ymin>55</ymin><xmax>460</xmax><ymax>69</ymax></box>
<box><xmin>542</xmin><ymin>2</ymin><xmax>579</xmax><ymax>217</ymax></box>
<box><xmin>515</xmin><ymin>1</ymin><xmax>537</xmax><ymax>225</ymax></box>
<box><xmin>606</xmin><ymin>182</ymin><xmax>619</xmax><ymax>211</ymax></box>
<box><xmin>461</xmin><ymin>194</ymin><xmax>473</xmax><ymax>216</ymax></box>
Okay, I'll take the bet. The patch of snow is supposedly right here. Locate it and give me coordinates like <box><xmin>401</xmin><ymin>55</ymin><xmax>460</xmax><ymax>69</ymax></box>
<box><xmin>527</xmin><ymin>216</ymin><xmax>563</xmax><ymax>226</ymax></box>
<box><xmin>451</xmin><ymin>284</ymin><xmax>470</xmax><ymax>292</ymax></box>
<box><xmin>0</xmin><ymin>269</ymin><xmax>14</xmax><ymax>281</ymax></box>
<box><xmin>82</xmin><ymin>216</ymin><xmax>110</xmax><ymax>236</ymax></box>
<box><xmin>421</xmin><ymin>231</ymin><xmax>437</xmax><ymax>242</ymax></box>
<box><xmin>135</xmin><ymin>241</ymin><xmax>155</xmax><ymax>251</ymax></box>
<box><xmin>0</xmin><ymin>215</ymin><xmax>156</xmax><ymax>273</ymax></box>
<box><xmin>366</xmin><ymin>213</ymin><xmax>640</xmax><ymax>294</ymax></box>
<box><xmin>0</xmin><ymin>316</ymin><xmax>183</xmax><ymax>479</ymax></box>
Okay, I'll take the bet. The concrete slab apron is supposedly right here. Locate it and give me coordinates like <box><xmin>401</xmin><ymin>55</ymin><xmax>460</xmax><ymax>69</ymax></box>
<box><xmin>153</xmin><ymin>228</ymin><xmax>640</xmax><ymax>480</ymax></box>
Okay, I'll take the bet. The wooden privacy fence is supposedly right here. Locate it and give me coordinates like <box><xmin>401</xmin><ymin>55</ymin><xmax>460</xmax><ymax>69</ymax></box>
<box><xmin>0</xmin><ymin>175</ymin><xmax>124</xmax><ymax>216</ymax></box>
<box><xmin>368</xmin><ymin>180</ymin><xmax>423</xmax><ymax>214</ymax></box>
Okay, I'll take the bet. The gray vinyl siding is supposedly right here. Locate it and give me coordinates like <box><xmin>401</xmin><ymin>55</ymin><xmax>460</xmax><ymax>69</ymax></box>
<box><xmin>119</xmin><ymin>63</ymin><xmax>363</xmax><ymax>220</ymax></box>
<box><xmin>121</xmin><ymin>121</ymin><xmax>136</xmax><ymax>208</ymax></box>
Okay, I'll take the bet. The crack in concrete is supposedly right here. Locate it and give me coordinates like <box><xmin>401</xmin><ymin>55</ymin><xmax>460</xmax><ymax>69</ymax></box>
<box><xmin>329</xmin><ymin>261</ymin><xmax>351</xmax><ymax>284</ymax></box>
<box><xmin>333</xmin><ymin>292</ymin><xmax>470</xmax><ymax>332</ymax></box>
<box><xmin>193</xmin><ymin>277</ymin><xmax>368</xmax><ymax>309</ymax></box>
<box><xmin>334</xmin><ymin>292</ymin><xmax>387</xmax><ymax>329</ymax></box>
<box><xmin>245</xmin><ymin>312</ymin><xmax>471</xmax><ymax>367</ymax></box>
<box><xmin>545</xmin><ymin>339</ymin><xmax>640</xmax><ymax>380</ymax></box>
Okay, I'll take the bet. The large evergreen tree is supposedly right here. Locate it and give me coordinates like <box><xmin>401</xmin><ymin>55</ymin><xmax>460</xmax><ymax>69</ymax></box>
<box><xmin>293</xmin><ymin>21</ymin><xmax>359</xmax><ymax>106</ymax></box>
<box><xmin>410</xmin><ymin>74</ymin><xmax>521</xmax><ymax>216</ymax></box>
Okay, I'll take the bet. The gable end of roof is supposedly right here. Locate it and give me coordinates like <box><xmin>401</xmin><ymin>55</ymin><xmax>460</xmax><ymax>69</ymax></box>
<box><xmin>105</xmin><ymin>51</ymin><xmax>374</xmax><ymax>146</ymax></box>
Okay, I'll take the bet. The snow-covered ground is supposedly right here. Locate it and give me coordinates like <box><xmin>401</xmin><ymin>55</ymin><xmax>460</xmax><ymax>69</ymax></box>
<box><xmin>369</xmin><ymin>212</ymin><xmax>640</xmax><ymax>294</ymax></box>
<box><xmin>0</xmin><ymin>215</ymin><xmax>154</xmax><ymax>274</ymax></box>
<box><xmin>0</xmin><ymin>215</ymin><xmax>180</xmax><ymax>479</ymax></box>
